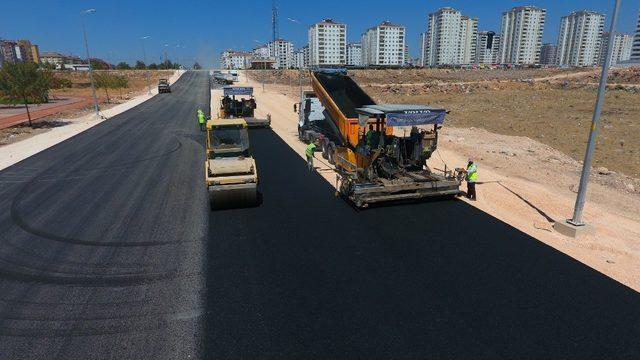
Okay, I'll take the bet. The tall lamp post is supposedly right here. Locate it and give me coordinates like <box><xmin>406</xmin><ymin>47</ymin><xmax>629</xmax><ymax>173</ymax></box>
<box><xmin>81</xmin><ymin>8</ymin><xmax>99</xmax><ymax>117</ymax></box>
<box><xmin>556</xmin><ymin>0</ymin><xmax>622</xmax><ymax>237</ymax></box>
<box><xmin>141</xmin><ymin>36</ymin><xmax>152</xmax><ymax>95</ymax></box>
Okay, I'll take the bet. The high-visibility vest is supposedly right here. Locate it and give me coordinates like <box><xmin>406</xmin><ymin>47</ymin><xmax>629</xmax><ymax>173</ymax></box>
<box><xmin>306</xmin><ymin>143</ymin><xmax>316</xmax><ymax>157</ymax></box>
<box><xmin>197</xmin><ymin>112</ymin><xmax>205</xmax><ymax>124</ymax></box>
<box><xmin>467</xmin><ymin>164</ymin><xmax>478</xmax><ymax>182</ymax></box>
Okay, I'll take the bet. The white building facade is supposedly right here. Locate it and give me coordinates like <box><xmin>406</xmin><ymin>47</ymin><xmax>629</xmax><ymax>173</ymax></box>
<box><xmin>361</xmin><ymin>21</ymin><xmax>406</xmax><ymax>66</ymax></box>
<box><xmin>475</xmin><ymin>31</ymin><xmax>500</xmax><ymax>64</ymax></box>
<box><xmin>346</xmin><ymin>43</ymin><xmax>362</xmax><ymax>66</ymax></box>
<box><xmin>268</xmin><ymin>39</ymin><xmax>294</xmax><ymax>69</ymax></box>
<box><xmin>599</xmin><ymin>33</ymin><xmax>634</xmax><ymax>65</ymax></box>
<box><xmin>556</xmin><ymin>10</ymin><xmax>605</xmax><ymax>67</ymax></box>
<box><xmin>632</xmin><ymin>11</ymin><xmax>640</xmax><ymax>60</ymax></box>
<box><xmin>499</xmin><ymin>6</ymin><xmax>546</xmax><ymax>65</ymax></box>
<box><xmin>220</xmin><ymin>51</ymin><xmax>251</xmax><ymax>69</ymax></box>
<box><xmin>424</xmin><ymin>8</ymin><xmax>478</xmax><ymax>66</ymax></box>
<box><xmin>308</xmin><ymin>19</ymin><xmax>347</xmax><ymax>66</ymax></box>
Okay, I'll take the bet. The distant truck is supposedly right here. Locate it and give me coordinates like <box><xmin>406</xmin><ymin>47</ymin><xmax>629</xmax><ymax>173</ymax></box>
<box><xmin>229</xmin><ymin>70</ymin><xmax>239</xmax><ymax>82</ymax></box>
<box><xmin>157</xmin><ymin>79</ymin><xmax>171</xmax><ymax>93</ymax></box>
<box><xmin>213</xmin><ymin>71</ymin><xmax>234</xmax><ymax>85</ymax></box>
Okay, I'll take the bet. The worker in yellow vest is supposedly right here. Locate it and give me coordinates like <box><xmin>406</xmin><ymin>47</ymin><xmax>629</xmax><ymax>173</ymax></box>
<box><xmin>464</xmin><ymin>159</ymin><xmax>478</xmax><ymax>200</ymax></box>
<box><xmin>197</xmin><ymin>109</ymin><xmax>206</xmax><ymax>131</ymax></box>
<box><xmin>305</xmin><ymin>139</ymin><xmax>319</xmax><ymax>172</ymax></box>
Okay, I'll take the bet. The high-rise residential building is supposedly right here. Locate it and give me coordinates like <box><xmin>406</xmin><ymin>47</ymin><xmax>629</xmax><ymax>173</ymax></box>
<box><xmin>556</xmin><ymin>10</ymin><xmax>605</xmax><ymax>67</ymax></box>
<box><xmin>631</xmin><ymin>11</ymin><xmax>640</xmax><ymax>60</ymax></box>
<box><xmin>220</xmin><ymin>50</ymin><xmax>251</xmax><ymax>69</ymax></box>
<box><xmin>31</xmin><ymin>44</ymin><xmax>40</xmax><ymax>63</ymax></box>
<box><xmin>476</xmin><ymin>31</ymin><xmax>500</xmax><ymax>64</ymax></box>
<box><xmin>252</xmin><ymin>45</ymin><xmax>270</xmax><ymax>60</ymax></box>
<box><xmin>599</xmin><ymin>33</ymin><xmax>634</xmax><ymax>65</ymax></box>
<box><xmin>346</xmin><ymin>43</ymin><xmax>362</xmax><ymax>66</ymax></box>
<box><xmin>0</xmin><ymin>40</ymin><xmax>19</xmax><ymax>64</ymax></box>
<box><xmin>361</xmin><ymin>21</ymin><xmax>406</xmax><ymax>66</ymax></box>
<box><xmin>268</xmin><ymin>38</ymin><xmax>294</xmax><ymax>69</ymax></box>
<box><xmin>16</xmin><ymin>40</ymin><xmax>38</xmax><ymax>63</ymax></box>
<box><xmin>302</xmin><ymin>45</ymin><xmax>310</xmax><ymax>68</ymax></box>
<box><xmin>540</xmin><ymin>43</ymin><xmax>557</xmax><ymax>65</ymax></box>
<box><xmin>424</xmin><ymin>8</ymin><xmax>478</xmax><ymax>66</ymax></box>
<box><xmin>499</xmin><ymin>6</ymin><xmax>546</xmax><ymax>65</ymax></box>
<box><xmin>308</xmin><ymin>19</ymin><xmax>347</xmax><ymax>66</ymax></box>
<box><xmin>293</xmin><ymin>49</ymin><xmax>305</xmax><ymax>69</ymax></box>
<box><xmin>419</xmin><ymin>32</ymin><xmax>428</xmax><ymax>66</ymax></box>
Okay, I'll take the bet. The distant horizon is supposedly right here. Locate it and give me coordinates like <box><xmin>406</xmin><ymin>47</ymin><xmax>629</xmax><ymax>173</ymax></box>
<box><xmin>3</xmin><ymin>0</ymin><xmax>639</xmax><ymax>68</ymax></box>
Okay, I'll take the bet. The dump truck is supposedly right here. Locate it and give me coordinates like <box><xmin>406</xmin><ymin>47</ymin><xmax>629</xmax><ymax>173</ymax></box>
<box><xmin>218</xmin><ymin>86</ymin><xmax>271</xmax><ymax>128</ymax></box>
<box><xmin>205</xmin><ymin>118</ymin><xmax>258</xmax><ymax>210</ymax></box>
<box><xmin>158</xmin><ymin>79</ymin><xmax>171</xmax><ymax>93</ymax></box>
<box><xmin>300</xmin><ymin>69</ymin><xmax>462</xmax><ymax>208</ymax></box>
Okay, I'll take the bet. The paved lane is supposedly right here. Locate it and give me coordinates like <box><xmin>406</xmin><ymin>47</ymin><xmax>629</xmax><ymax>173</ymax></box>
<box><xmin>0</xmin><ymin>72</ymin><xmax>210</xmax><ymax>359</ymax></box>
<box><xmin>205</xmin><ymin>128</ymin><xmax>640</xmax><ymax>359</ymax></box>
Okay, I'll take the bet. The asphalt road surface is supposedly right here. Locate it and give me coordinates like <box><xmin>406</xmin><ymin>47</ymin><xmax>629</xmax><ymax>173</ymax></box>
<box><xmin>0</xmin><ymin>71</ymin><xmax>639</xmax><ymax>359</ymax></box>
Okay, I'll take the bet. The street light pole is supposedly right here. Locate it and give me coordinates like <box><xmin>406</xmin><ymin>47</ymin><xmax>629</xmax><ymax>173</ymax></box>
<box><xmin>568</xmin><ymin>0</ymin><xmax>621</xmax><ymax>226</ymax></box>
<box><xmin>81</xmin><ymin>9</ymin><xmax>99</xmax><ymax>117</ymax></box>
<box><xmin>141</xmin><ymin>36</ymin><xmax>152</xmax><ymax>95</ymax></box>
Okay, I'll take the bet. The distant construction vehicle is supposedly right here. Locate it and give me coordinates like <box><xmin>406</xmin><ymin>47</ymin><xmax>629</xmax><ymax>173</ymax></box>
<box><xmin>212</xmin><ymin>71</ymin><xmax>234</xmax><ymax>85</ymax></box>
<box><xmin>218</xmin><ymin>86</ymin><xmax>271</xmax><ymax>128</ymax></box>
<box><xmin>205</xmin><ymin>118</ymin><xmax>258</xmax><ymax>210</ymax></box>
<box><xmin>157</xmin><ymin>79</ymin><xmax>171</xmax><ymax>93</ymax></box>
<box><xmin>296</xmin><ymin>69</ymin><xmax>462</xmax><ymax>208</ymax></box>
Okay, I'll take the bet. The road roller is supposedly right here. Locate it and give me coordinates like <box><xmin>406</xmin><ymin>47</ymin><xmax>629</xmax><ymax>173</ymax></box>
<box><xmin>205</xmin><ymin>118</ymin><xmax>258</xmax><ymax>210</ymax></box>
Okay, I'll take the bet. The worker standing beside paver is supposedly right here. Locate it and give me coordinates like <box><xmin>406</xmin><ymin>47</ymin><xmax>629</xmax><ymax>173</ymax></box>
<box><xmin>305</xmin><ymin>140</ymin><xmax>318</xmax><ymax>171</ymax></box>
<box><xmin>197</xmin><ymin>109</ymin><xmax>205</xmax><ymax>131</ymax></box>
<box><xmin>464</xmin><ymin>159</ymin><xmax>478</xmax><ymax>201</ymax></box>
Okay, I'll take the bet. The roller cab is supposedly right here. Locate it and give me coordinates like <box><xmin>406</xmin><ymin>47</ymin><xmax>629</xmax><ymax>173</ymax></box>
<box><xmin>219</xmin><ymin>86</ymin><xmax>271</xmax><ymax>128</ymax></box>
<box><xmin>205</xmin><ymin>118</ymin><xmax>258</xmax><ymax>210</ymax></box>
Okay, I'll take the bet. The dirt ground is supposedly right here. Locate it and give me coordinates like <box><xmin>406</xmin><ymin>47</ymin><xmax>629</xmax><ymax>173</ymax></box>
<box><xmin>242</xmin><ymin>70</ymin><xmax>640</xmax><ymax>292</ymax></box>
<box><xmin>50</xmin><ymin>70</ymin><xmax>175</xmax><ymax>101</ymax></box>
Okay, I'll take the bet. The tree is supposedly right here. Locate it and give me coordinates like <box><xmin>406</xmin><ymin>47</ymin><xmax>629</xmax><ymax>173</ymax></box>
<box><xmin>95</xmin><ymin>73</ymin><xmax>127</xmax><ymax>104</ymax></box>
<box><xmin>148</xmin><ymin>63</ymin><xmax>158</xmax><ymax>70</ymax></box>
<box><xmin>0</xmin><ymin>62</ymin><xmax>52</xmax><ymax>127</ymax></box>
<box><xmin>193</xmin><ymin>62</ymin><xmax>202</xmax><ymax>70</ymax></box>
<box><xmin>135</xmin><ymin>60</ymin><xmax>146</xmax><ymax>70</ymax></box>
<box><xmin>89</xmin><ymin>58</ymin><xmax>111</xmax><ymax>70</ymax></box>
<box><xmin>116</xmin><ymin>62</ymin><xmax>131</xmax><ymax>70</ymax></box>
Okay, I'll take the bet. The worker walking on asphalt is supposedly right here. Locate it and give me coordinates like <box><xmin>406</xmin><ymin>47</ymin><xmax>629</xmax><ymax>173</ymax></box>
<box><xmin>306</xmin><ymin>139</ymin><xmax>319</xmax><ymax>172</ymax></box>
<box><xmin>464</xmin><ymin>159</ymin><xmax>478</xmax><ymax>201</ymax></box>
<box><xmin>197</xmin><ymin>109</ymin><xmax>206</xmax><ymax>131</ymax></box>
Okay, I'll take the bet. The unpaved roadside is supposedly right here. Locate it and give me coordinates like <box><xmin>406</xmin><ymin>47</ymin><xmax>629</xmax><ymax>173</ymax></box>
<box><xmin>0</xmin><ymin>70</ymin><xmax>185</xmax><ymax>171</ymax></box>
<box><xmin>240</xmin><ymin>71</ymin><xmax>640</xmax><ymax>293</ymax></box>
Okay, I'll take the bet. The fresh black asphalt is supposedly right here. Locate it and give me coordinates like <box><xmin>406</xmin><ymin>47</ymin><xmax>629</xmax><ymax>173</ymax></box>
<box><xmin>0</xmin><ymin>71</ymin><xmax>638</xmax><ymax>359</ymax></box>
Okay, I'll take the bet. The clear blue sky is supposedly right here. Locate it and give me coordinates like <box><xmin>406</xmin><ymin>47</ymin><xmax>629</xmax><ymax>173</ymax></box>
<box><xmin>2</xmin><ymin>0</ymin><xmax>639</xmax><ymax>68</ymax></box>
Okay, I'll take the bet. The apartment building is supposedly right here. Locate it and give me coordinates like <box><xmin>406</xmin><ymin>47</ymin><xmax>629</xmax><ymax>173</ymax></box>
<box><xmin>346</xmin><ymin>43</ymin><xmax>362</xmax><ymax>66</ymax></box>
<box><xmin>0</xmin><ymin>40</ymin><xmax>18</xmax><ymax>65</ymax></box>
<box><xmin>293</xmin><ymin>49</ymin><xmax>305</xmax><ymax>69</ymax></box>
<box><xmin>308</xmin><ymin>19</ymin><xmax>347</xmax><ymax>66</ymax></box>
<box><xmin>40</xmin><ymin>52</ymin><xmax>82</xmax><ymax>66</ymax></box>
<box><xmin>556</xmin><ymin>10</ymin><xmax>605</xmax><ymax>67</ymax></box>
<box><xmin>220</xmin><ymin>50</ymin><xmax>251</xmax><ymax>69</ymax></box>
<box><xmin>361</xmin><ymin>21</ymin><xmax>406</xmax><ymax>66</ymax></box>
<box><xmin>252</xmin><ymin>45</ymin><xmax>270</xmax><ymax>60</ymax></box>
<box><xmin>599</xmin><ymin>33</ymin><xmax>634</xmax><ymax>65</ymax></box>
<box><xmin>499</xmin><ymin>6</ymin><xmax>546</xmax><ymax>65</ymax></box>
<box><xmin>632</xmin><ymin>10</ymin><xmax>640</xmax><ymax>60</ymax></box>
<box><xmin>476</xmin><ymin>31</ymin><xmax>500</xmax><ymax>64</ymax></box>
<box><xmin>419</xmin><ymin>32</ymin><xmax>427</xmax><ymax>66</ymax></box>
<box><xmin>268</xmin><ymin>38</ymin><xmax>294</xmax><ymax>69</ymax></box>
<box><xmin>540</xmin><ymin>43</ymin><xmax>557</xmax><ymax>65</ymax></box>
<box><xmin>424</xmin><ymin>8</ymin><xmax>478</xmax><ymax>66</ymax></box>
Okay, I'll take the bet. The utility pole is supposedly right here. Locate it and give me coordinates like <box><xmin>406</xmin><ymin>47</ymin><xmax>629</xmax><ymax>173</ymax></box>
<box><xmin>557</xmin><ymin>0</ymin><xmax>621</xmax><ymax>236</ymax></box>
<box><xmin>81</xmin><ymin>9</ymin><xmax>99</xmax><ymax>117</ymax></box>
<box><xmin>141</xmin><ymin>36</ymin><xmax>152</xmax><ymax>95</ymax></box>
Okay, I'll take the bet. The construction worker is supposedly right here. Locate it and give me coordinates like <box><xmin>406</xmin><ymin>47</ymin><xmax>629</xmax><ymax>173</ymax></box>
<box><xmin>305</xmin><ymin>139</ymin><xmax>319</xmax><ymax>171</ymax></box>
<box><xmin>366</xmin><ymin>124</ymin><xmax>380</xmax><ymax>149</ymax></box>
<box><xmin>197</xmin><ymin>109</ymin><xmax>206</xmax><ymax>131</ymax></box>
<box><xmin>464</xmin><ymin>159</ymin><xmax>478</xmax><ymax>200</ymax></box>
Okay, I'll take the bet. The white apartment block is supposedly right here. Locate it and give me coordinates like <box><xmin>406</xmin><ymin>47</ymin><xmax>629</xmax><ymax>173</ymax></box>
<box><xmin>424</xmin><ymin>8</ymin><xmax>478</xmax><ymax>66</ymax></box>
<box><xmin>361</xmin><ymin>21</ymin><xmax>406</xmax><ymax>66</ymax></box>
<box><xmin>499</xmin><ymin>6</ymin><xmax>546</xmax><ymax>65</ymax></box>
<box><xmin>220</xmin><ymin>50</ymin><xmax>250</xmax><ymax>69</ymax></box>
<box><xmin>419</xmin><ymin>32</ymin><xmax>427</xmax><ymax>66</ymax></box>
<box><xmin>599</xmin><ymin>33</ymin><xmax>634</xmax><ymax>65</ymax></box>
<box><xmin>303</xmin><ymin>45</ymin><xmax>310</xmax><ymax>67</ymax></box>
<box><xmin>459</xmin><ymin>16</ymin><xmax>478</xmax><ymax>64</ymax></box>
<box><xmin>346</xmin><ymin>43</ymin><xmax>362</xmax><ymax>66</ymax></box>
<box><xmin>293</xmin><ymin>49</ymin><xmax>305</xmax><ymax>69</ymax></box>
<box><xmin>476</xmin><ymin>31</ymin><xmax>500</xmax><ymax>64</ymax></box>
<box><xmin>269</xmin><ymin>38</ymin><xmax>294</xmax><ymax>69</ymax></box>
<box><xmin>308</xmin><ymin>19</ymin><xmax>347</xmax><ymax>66</ymax></box>
<box><xmin>556</xmin><ymin>10</ymin><xmax>605</xmax><ymax>67</ymax></box>
<box><xmin>252</xmin><ymin>45</ymin><xmax>270</xmax><ymax>59</ymax></box>
<box><xmin>632</xmin><ymin>11</ymin><xmax>640</xmax><ymax>60</ymax></box>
